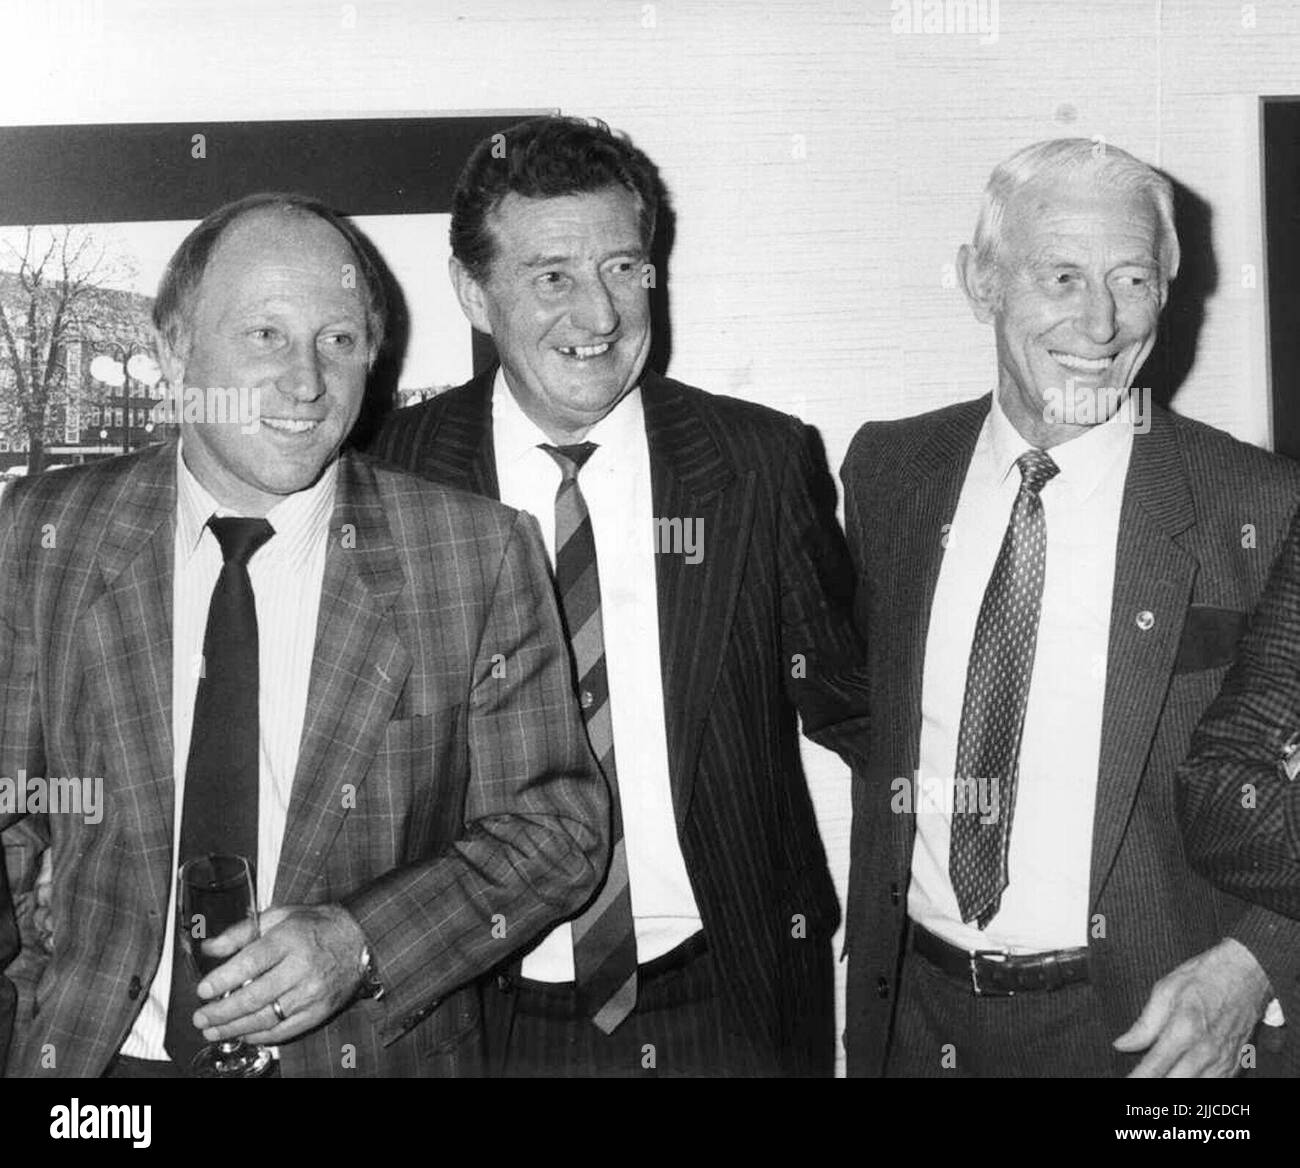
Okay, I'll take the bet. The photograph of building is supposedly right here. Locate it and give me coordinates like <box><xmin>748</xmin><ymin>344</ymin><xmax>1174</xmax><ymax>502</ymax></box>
<box><xmin>0</xmin><ymin>212</ymin><xmax>468</xmax><ymax>478</ymax></box>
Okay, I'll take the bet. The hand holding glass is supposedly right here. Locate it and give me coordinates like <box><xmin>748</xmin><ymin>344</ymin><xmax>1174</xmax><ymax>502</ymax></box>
<box><xmin>176</xmin><ymin>854</ymin><xmax>274</xmax><ymax>1078</ymax></box>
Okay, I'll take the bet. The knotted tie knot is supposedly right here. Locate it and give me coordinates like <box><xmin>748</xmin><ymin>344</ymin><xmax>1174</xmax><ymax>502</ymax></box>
<box><xmin>1015</xmin><ymin>448</ymin><xmax>1059</xmax><ymax>497</ymax></box>
<box><xmin>539</xmin><ymin>442</ymin><xmax>599</xmax><ymax>480</ymax></box>
<box><xmin>208</xmin><ymin>516</ymin><xmax>274</xmax><ymax>567</ymax></box>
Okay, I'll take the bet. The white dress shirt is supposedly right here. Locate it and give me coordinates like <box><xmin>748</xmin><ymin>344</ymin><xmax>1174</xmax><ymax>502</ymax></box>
<box><xmin>120</xmin><ymin>441</ymin><xmax>335</xmax><ymax>1059</ymax></box>
<box><xmin>909</xmin><ymin>392</ymin><xmax>1133</xmax><ymax>953</ymax></box>
<box><xmin>492</xmin><ymin>370</ymin><xmax>701</xmax><ymax>981</ymax></box>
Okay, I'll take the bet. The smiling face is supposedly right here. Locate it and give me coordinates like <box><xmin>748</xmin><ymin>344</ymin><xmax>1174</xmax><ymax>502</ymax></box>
<box><xmin>961</xmin><ymin>171</ymin><xmax>1168</xmax><ymax>448</ymax></box>
<box><xmin>160</xmin><ymin>208</ymin><xmax>372</xmax><ymax>515</ymax></box>
<box><xmin>451</xmin><ymin>186</ymin><xmax>652</xmax><ymax>443</ymax></box>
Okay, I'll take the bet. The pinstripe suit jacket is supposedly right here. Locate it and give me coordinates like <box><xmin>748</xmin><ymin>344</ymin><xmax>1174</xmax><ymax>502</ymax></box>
<box><xmin>1178</xmin><ymin>508</ymin><xmax>1300</xmax><ymax>918</ymax></box>
<box><xmin>365</xmin><ymin>368</ymin><xmax>872</xmax><ymax>1075</ymax></box>
<box><xmin>841</xmin><ymin>395</ymin><xmax>1300</xmax><ymax>1077</ymax></box>
<box><xmin>0</xmin><ymin>442</ymin><xmax>608</xmax><ymax>1077</ymax></box>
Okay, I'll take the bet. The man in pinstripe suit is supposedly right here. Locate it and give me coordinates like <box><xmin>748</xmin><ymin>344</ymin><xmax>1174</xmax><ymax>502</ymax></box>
<box><xmin>842</xmin><ymin>139</ymin><xmax>1300</xmax><ymax>1078</ymax></box>
<box><xmin>0</xmin><ymin>192</ymin><xmax>608</xmax><ymax>1077</ymax></box>
<box><xmin>367</xmin><ymin>116</ymin><xmax>871</xmax><ymax>1076</ymax></box>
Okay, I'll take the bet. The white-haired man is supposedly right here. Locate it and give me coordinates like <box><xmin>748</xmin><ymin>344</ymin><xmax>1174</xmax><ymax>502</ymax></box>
<box><xmin>841</xmin><ymin>138</ymin><xmax>1300</xmax><ymax>1077</ymax></box>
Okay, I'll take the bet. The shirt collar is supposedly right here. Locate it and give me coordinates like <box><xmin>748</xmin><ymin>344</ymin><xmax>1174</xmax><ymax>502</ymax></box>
<box><xmin>987</xmin><ymin>388</ymin><xmax>1135</xmax><ymax>503</ymax></box>
<box><xmin>175</xmin><ymin>438</ymin><xmax>339</xmax><ymax>566</ymax></box>
<box><xmin>491</xmin><ymin>367</ymin><xmax>645</xmax><ymax>467</ymax></box>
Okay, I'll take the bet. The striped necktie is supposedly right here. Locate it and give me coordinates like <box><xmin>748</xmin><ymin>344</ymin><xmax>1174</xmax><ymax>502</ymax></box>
<box><xmin>540</xmin><ymin>442</ymin><xmax>638</xmax><ymax>1033</ymax></box>
<box><xmin>949</xmin><ymin>449</ymin><xmax>1058</xmax><ymax>928</ymax></box>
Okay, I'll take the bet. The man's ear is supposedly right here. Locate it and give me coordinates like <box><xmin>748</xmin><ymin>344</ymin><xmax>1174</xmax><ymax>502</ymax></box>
<box><xmin>449</xmin><ymin>256</ymin><xmax>494</xmax><ymax>335</ymax></box>
<box><xmin>957</xmin><ymin>243</ymin><xmax>999</xmax><ymax>325</ymax></box>
<box><xmin>153</xmin><ymin>327</ymin><xmax>186</xmax><ymax>394</ymax></box>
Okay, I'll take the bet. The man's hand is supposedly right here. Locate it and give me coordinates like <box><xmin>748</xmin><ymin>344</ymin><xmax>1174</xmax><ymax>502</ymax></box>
<box><xmin>191</xmin><ymin>904</ymin><xmax>369</xmax><ymax>1044</ymax></box>
<box><xmin>1113</xmin><ymin>938</ymin><xmax>1272</xmax><ymax>1077</ymax></box>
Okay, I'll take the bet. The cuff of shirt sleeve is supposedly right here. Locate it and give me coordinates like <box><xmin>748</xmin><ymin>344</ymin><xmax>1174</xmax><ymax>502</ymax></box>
<box><xmin>1227</xmin><ymin>907</ymin><xmax>1300</xmax><ymax>1025</ymax></box>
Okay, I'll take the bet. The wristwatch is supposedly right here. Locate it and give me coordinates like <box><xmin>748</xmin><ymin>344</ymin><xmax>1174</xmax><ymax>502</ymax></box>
<box><xmin>357</xmin><ymin>944</ymin><xmax>385</xmax><ymax>1001</ymax></box>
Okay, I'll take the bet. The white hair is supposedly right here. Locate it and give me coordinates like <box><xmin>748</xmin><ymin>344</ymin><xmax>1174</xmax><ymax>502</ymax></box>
<box><xmin>971</xmin><ymin>138</ymin><xmax>1180</xmax><ymax>282</ymax></box>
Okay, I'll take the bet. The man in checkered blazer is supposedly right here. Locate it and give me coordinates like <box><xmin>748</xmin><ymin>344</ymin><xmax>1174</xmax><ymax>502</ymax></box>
<box><xmin>0</xmin><ymin>193</ymin><xmax>607</xmax><ymax>1077</ymax></box>
<box><xmin>1178</xmin><ymin>512</ymin><xmax>1300</xmax><ymax>919</ymax></box>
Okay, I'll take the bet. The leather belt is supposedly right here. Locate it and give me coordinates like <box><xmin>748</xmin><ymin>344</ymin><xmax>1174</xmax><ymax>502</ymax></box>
<box><xmin>912</xmin><ymin>923</ymin><xmax>1089</xmax><ymax>996</ymax></box>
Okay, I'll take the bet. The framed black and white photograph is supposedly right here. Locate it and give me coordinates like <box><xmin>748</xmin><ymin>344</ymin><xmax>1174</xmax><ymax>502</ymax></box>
<box><xmin>0</xmin><ymin>113</ymin><xmax>538</xmax><ymax>477</ymax></box>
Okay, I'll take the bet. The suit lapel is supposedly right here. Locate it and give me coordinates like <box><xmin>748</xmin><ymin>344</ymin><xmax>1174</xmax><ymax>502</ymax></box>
<box><xmin>888</xmin><ymin>399</ymin><xmax>990</xmax><ymax>784</ymax></box>
<box><xmin>424</xmin><ymin>368</ymin><xmax>499</xmax><ymax>498</ymax></box>
<box><xmin>80</xmin><ymin>446</ymin><xmax>177</xmax><ymax>921</ymax></box>
<box><xmin>273</xmin><ymin>452</ymin><xmax>413</xmax><ymax>905</ymax></box>
<box><xmin>642</xmin><ymin>375</ymin><xmax>756</xmax><ymax>828</ymax></box>
<box><xmin>1089</xmin><ymin>409</ymin><xmax>1198</xmax><ymax>905</ymax></box>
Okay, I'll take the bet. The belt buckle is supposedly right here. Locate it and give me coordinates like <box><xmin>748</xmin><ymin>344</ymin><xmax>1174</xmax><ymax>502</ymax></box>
<box><xmin>969</xmin><ymin>948</ymin><xmax>1012</xmax><ymax>997</ymax></box>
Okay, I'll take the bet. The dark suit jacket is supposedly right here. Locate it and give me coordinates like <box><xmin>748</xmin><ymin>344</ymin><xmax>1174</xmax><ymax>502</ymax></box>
<box><xmin>365</xmin><ymin>368</ymin><xmax>872</xmax><ymax>1075</ymax></box>
<box><xmin>0</xmin><ymin>864</ymin><xmax>13</xmax><ymax>1067</ymax></box>
<box><xmin>841</xmin><ymin>396</ymin><xmax>1300</xmax><ymax>1077</ymax></box>
<box><xmin>1178</xmin><ymin>508</ymin><xmax>1300</xmax><ymax>918</ymax></box>
<box><xmin>0</xmin><ymin>443</ymin><xmax>608</xmax><ymax>1077</ymax></box>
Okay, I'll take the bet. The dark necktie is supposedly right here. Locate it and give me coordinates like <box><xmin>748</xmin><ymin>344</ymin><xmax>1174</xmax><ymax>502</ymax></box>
<box><xmin>949</xmin><ymin>449</ymin><xmax>1059</xmax><ymax>929</ymax></box>
<box><xmin>540</xmin><ymin>443</ymin><xmax>638</xmax><ymax>1033</ymax></box>
<box><xmin>164</xmin><ymin>516</ymin><xmax>273</xmax><ymax>1066</ymax></box>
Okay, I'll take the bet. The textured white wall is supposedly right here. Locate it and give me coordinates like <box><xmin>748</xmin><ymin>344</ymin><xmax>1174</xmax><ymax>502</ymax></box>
<box><xmin>5</xmin><ymin>0</ymin><xmax>1297</xmax><ymax>1073</ymax></box>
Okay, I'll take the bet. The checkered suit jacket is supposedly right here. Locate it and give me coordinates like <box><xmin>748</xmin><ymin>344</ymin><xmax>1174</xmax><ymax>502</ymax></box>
<box><xmin>366</xmin><ymin>369</ymin><xmax>872</xmax><ymax>1076</ymax></box>
<box><xmin>842</xmin><ymin>396</ymin><xmax>1300</xmax><ymax>1077</ymax></box>
<box><xmin>0</xmin><ymin>443</ymin><xmax>608</xmax><ymax>1077</ymax></box>
<box><xmin>0</xmin><ymin>865</ymin><xmax>13</xmax><ymax>1065</ymax></box>
<box><xmin>1178</xmin><ymin>509</ymin><xmax>1300</xmax><ymax>918</ymax></box>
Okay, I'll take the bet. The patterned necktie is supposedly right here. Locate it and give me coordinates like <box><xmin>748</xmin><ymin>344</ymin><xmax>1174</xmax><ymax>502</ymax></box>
<box><xmin>949</xmin><ymin>449</ymin><xmax>1058</xmax><ymax>929</ymax></box>
<box><xmin>164</xmin><ymin>516</ymin><xmax>273</xmax><ymax>1066</ymax></box>
<box><xmin>539</xmin><ymin>443</ymin><xmax>638</xmax><ymax>1034</ymax></box>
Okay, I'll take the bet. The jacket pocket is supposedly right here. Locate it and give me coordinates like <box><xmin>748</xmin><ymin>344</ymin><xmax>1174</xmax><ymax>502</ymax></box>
<box><xmin>1174</xmin><ymin>605</ymin><xmax>1248</xmax><ymax>674</ymax></box>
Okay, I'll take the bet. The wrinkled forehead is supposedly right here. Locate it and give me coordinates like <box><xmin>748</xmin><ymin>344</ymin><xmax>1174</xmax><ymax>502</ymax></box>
<box><xmin>1001</xmin><ymin>173</ymin><xmax>1161</xmax><ymax>263</ymax></box>
<box><xmin>486</xmin><ymin>186</ymin><xmax>647</xmax><ymax>251</ymax></box>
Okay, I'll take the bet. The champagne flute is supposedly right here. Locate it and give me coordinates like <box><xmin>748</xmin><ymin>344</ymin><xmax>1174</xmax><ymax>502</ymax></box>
<box><xmin>176</xmin><ymin>854</ymin><xmax>274</xmax><ymax>1078</ymax></box>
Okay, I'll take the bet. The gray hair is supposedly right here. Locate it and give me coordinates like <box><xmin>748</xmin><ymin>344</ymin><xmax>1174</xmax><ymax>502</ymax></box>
<box><xmin>971</xmin><ymin>138</ymin><xmax>1180</xmax><ymax>283</ymax></box>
